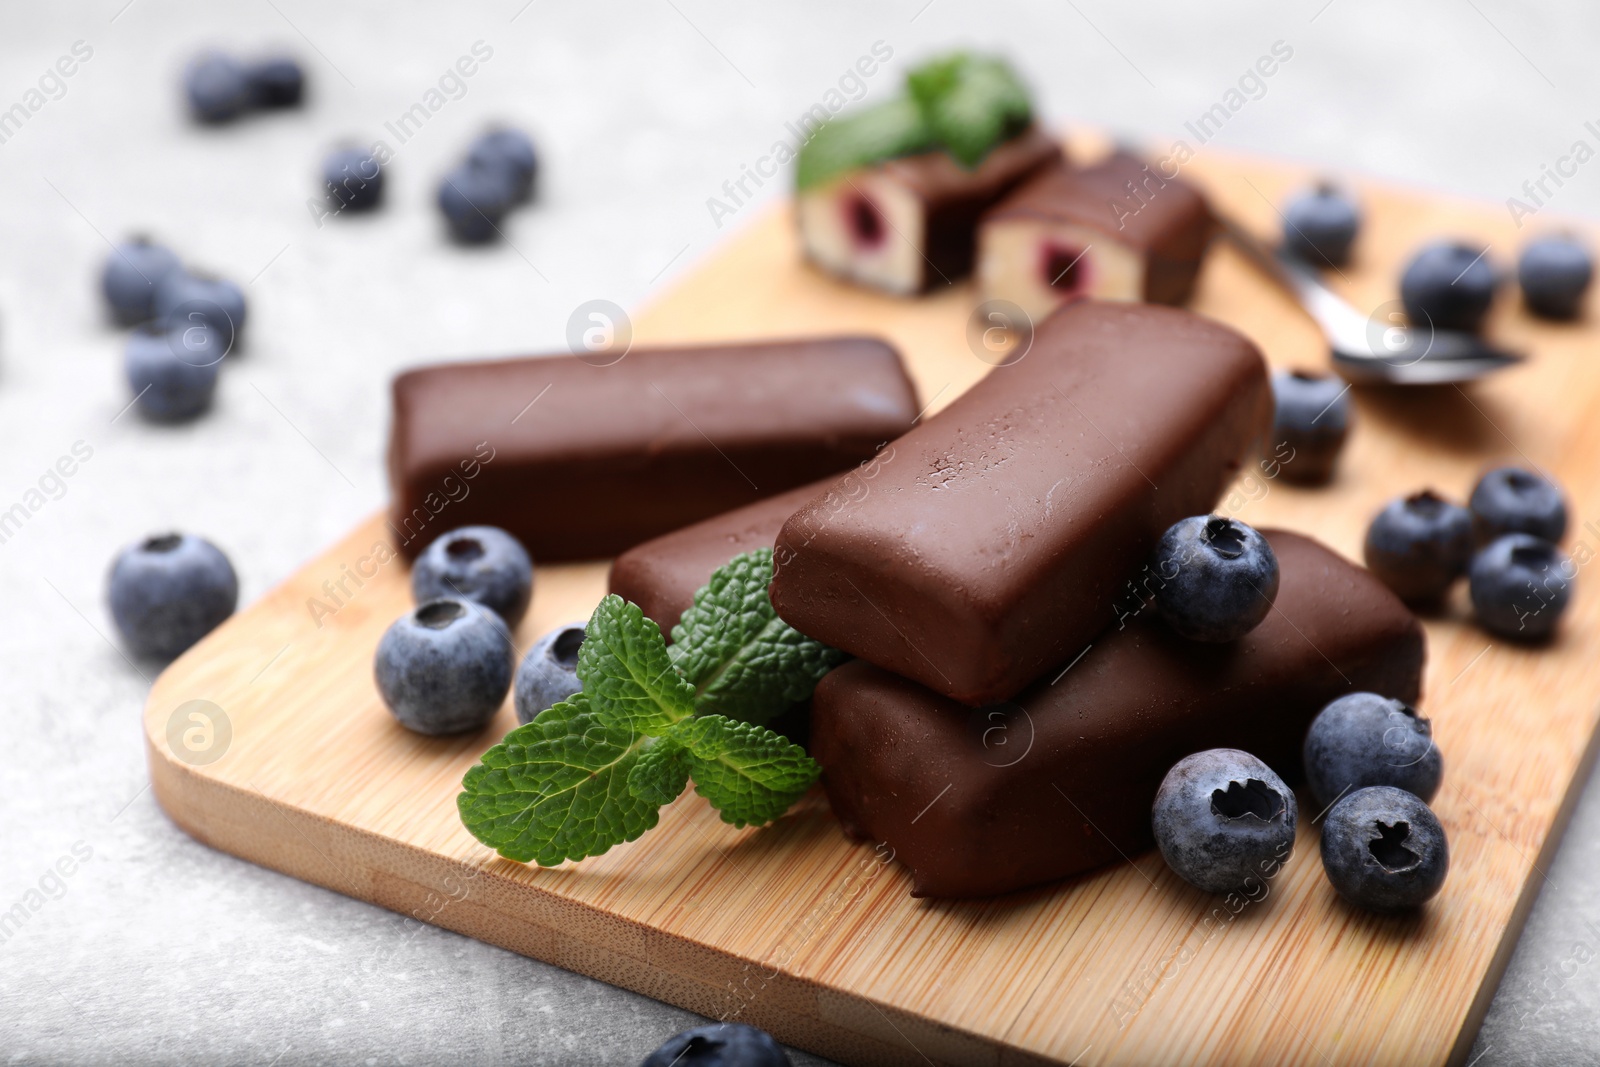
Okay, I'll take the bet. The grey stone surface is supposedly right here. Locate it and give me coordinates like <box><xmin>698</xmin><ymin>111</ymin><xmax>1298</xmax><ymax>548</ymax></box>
<box><xmin>0</xmin><ymin>1</ymin><xmax>1597</xmax><ymax>1063</ymax></box>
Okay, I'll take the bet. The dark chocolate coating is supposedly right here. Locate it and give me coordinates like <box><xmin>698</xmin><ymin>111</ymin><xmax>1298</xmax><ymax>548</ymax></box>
<box><xmin>811</xmin><ymin>530</ymin><xmax>1426</xmax><ymax>899</ymax></box>
<box><xmin>770</xmin><ymin>301</ymin><xmax>1271</xmax><ymax>705</ymax></box>
<box><xmin>387</xmin><ymin>338</ymin><xmax>918</xmax><ymax>561</ymax></box>
<box><xmin>608</xmin><ymin>478</ymin><xmax>830</xmax><ymax>634</ymax></box>
<box><xmin>984</xmin><ymin>150</ymin><xmax>1216</xmax><ymax>304</ymax></box>
<box><xmin>878</xmin><ymin>126</ymin><xmax>1063</xmax><ymax>290</ymax></box>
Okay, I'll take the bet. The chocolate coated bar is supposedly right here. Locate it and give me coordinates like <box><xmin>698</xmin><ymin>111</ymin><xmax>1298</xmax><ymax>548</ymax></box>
<box><xmin>811</xmin><ymin>530</ymin><xmax>1426</xmax><ymax>898</ymax></box>
<box><xmin>388</xmin><ymin>338</ymin><xmax>917</xmax><ymax>561</ymax></box>
<box><xmin>977</xmin><ymin>150</ymin><xmax>1215</xmax><ymax>322</ymax></box>
<box><xmin>797</xmin><ymin>127</ymin><xmax>1062</xmax><ymax>294</ymax></box>
<box><xmin>770</xmin><ymin>301</ymin><xmax>1271</xmax><ymax>705</ymax></box>
<box><xmin>608</xmin><ymin>479</ymin><xmax>828</xmax><ymax>634</ymax></box>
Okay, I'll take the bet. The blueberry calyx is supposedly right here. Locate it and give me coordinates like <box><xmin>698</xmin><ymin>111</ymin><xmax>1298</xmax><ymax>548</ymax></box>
<box><xmin>446</xmin><ymin>537</ymin><xmax>485</xmax><ymax>562</ymax></box>
<box><xmin>416</xmin><ymin>600</ymin><xmax>466</xmax><ymax>629</ymax></box>
<box><xmin>1368</xmin><ymin>821</ymin><xmax>1420</xmax><ymax>871</ymax></box>
<box><xmin>144</xmin><ymin>533</ymin><xmax>183</xmax><ymax>553</ymax></box>
<box><xmin>1211</xmin><ymin>778</ymin><xmax>1285</xmax><ymax>822</ymax></box>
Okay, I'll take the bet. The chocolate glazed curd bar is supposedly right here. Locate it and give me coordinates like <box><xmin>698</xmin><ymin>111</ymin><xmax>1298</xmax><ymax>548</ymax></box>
<box><xmin>977</xmin><ymin>150</ymin><xmax>1216</xmax><ymax>324</ymax></box>
<box><xmin>608</xmin><ymin>479</ymin><xmax>828</xmax><ymax>634</ymax></box>
<box><xmin>797</xmin><ymin>127</ymin><xmax>1062</xmax><ymax>295</ymax></box>
<box><xmin>769</xmin><ymin>301</ymin><xmax>1272</xmax><ymax>706</ymax></box>
<box><xmin>387</xmin><ymin>338</ymin><xmax>918</xmax><ymax>561</ymax></box>
<box><xmin>811</xmin><ymin>530</ymin><xmax>1427</xmax><ymax>899</ymax></box>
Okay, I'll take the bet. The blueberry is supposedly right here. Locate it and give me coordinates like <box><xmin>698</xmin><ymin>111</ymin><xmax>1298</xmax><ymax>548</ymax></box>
<box><xmin>246</xmin><ymin>55</ymin><xmax>305</xmax><ymax>109</ymax></box>
<box><xmin>374</xmin><ymin>599</ymin><xmax>514</xmax><ymax>735</ymax></box>
<box><xmin>1152</xmin><ymin>748</ymin><xmax>1298</xmax><ymax>894</ymax></box>
<box><xmin>466</xmin><ymin>127</ymin><xmax>538</xmax><ymax>203</ymax></box>
<box><xmin>323</xmin><ymin>146</ymin><xmax>384</xmax><ymax>213</ymax></box>
<box><xmin>108</xmin><ymin>533</ymin><xmax>238</xmax><ymax>660</ymax></box>
<box><xmin>1303</xmin><ymin>692</ymin><xmax>1442</xmax><ymax>811</ymax></box>
<box><xmin>1150</xmin><ymin>516</ymin><xmax>1279</xmax><ymax>643</ymax></box>
<box><xmin>1517</xmin><ymin>234</ymin><xmax>1592</xmax><ymax>320</ymax></box>
<box><xmin>1468</xmin><ymin>465</ymin><xmax>1567</xmax><ymax>544</ymax></box>
<box><xmin>125</xmin><ymin>323</ymin><xmax>223</xmax><ymax>421</ymax></box>
<box><xmin>154</xmin><ymin>270</ymin><xmax>247</xmax><ymax>353</ymax></box>
<box><xmin>640</xmin><ymin>1023</ymin><xmax>790</xmax><ymax>1067</ymax></box>
<box><xmin>1269</xmin><ymin>369</ymin><xmax>1350</xmax><ymax>484</ymax></box>
<box><xmin>183</xmin><ymin>52</ymin><xmax>254</xmax><ymax>123</ymax></box>
<box><xmin>1282</xmin><ymin>182</ymin><xmax>1360</xmax><ymax>267</ymax></box>
<box><xmin>514</xmin><ymin>623</ymin><xmax>586</xmax><ymax>725</ymax></box>
<box><xmin>1468</xmin><ymin>533</ymin><xmax>1572</xmax><ymax>641</ymax></box>
<box><xmin>1320</xmin><ymin>785</ymin><xmax>1448</xmax><ymax>912</ymax></box>
<box><xmin>101</xmin><ymin>236</ymin><xmax>183</xmax><ymax>325</ymax></box>
<box><xmin>437</xmin><ymin>161</ymin><xmax>517</xmax><ymax>244</ymax></box>
<box><xmin>1399</xmin><ymin>241</ymin><xmax>1497</xmax><ymax>333</ymax></box>
<box><xmin>411</xmin><ymin>526</ymin><xmax>533</xmax><ymax>626</ymax></box>
<box><xmin>1362</xmin><ymin>490</ymin><xmax>1474</xmax><ymax>605</ymax></box>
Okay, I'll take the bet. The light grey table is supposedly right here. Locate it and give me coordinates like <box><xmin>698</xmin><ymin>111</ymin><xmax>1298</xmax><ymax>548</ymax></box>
<box><xmin>2</xmin><ymin>2</ymin><xmax>1597</xmax><ymax>1063</ymax></box>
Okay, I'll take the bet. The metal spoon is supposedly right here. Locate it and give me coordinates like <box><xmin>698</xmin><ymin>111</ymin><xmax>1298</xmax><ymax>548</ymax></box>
<box><xmin>1216</xmin><ymin>212</ymin><xmax>1524</xmax><ymax>385</ymax></box>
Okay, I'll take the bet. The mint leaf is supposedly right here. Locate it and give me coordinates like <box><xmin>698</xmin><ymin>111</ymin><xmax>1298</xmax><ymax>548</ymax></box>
<box><xmin>670</xmin><ymin>549</ymin><xmax>845</xmax><ymax>726</ymax></box>
<box><xmin>456</xmin><ymin>695</ymin><xmax>660</xmax><ymax>865</ymax></box>
<box><xmin>795</xmin><ymin>96</ymin><xmax>933</xmax><ymax>190</ymax></box>
<box><xmin>578</xmin><ymin>594</ymin><xmax>696</xmax><ymax>735</ymax></box>
<box><xmin>627</xmin><ymin>737</ymin><xmax>691</xmax><ymax>807</ymax></box>
<box><xmin>907</xmin><ymin>53</ymin><xmax>1032</xmax><ymax>168</ymax></box>
<box><xmin>669</xmin><ymin>714</ymin><xmax>820</xmax><ymax>828</ymax></box>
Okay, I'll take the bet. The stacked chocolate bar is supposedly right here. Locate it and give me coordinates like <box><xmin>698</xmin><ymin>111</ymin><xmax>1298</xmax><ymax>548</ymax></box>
<box><xmin>608</xmin><ymin>302</ymin><xmax>1425</xmax><ymax>898</ymax></box>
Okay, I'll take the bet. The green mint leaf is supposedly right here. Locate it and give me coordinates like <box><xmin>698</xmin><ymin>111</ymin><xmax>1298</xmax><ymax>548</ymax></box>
<box><xmin>669</xmin><ymin>549</ymin><xmax>845</xmax><ymax>726</ymax></box>
<box><xmin>906</xmin><ymin>53</ymin><xmax>1032</xmax><ymax>167</ymax></box>
<box><xmin>578</xmin><ymin>594</ymin><xmax>696</xmax><ymax>735</ymax></box>
<box><xmin>668</xmin><ymin>714</ymin><xmax>820</xmax><ymax>829</ymax></box>
<box><xmin>795</xmin><ymin>96</ymin><xmax>933</xmax><ymax>190</ymax></box>
<box><xmin>626</xmin><ymin>736</ymin><xmax>691</xmax><ymax>807</ymax></box>
<box><xmin>456</xmin><ymin>694</ymin><xmax>661</xmax><ymax>865</ymax></box>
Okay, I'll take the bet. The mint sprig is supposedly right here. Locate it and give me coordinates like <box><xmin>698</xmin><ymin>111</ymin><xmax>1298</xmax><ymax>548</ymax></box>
<box><xmin>457</xmin><ymin>550</ymin><xmax>833</xmax><ymax>865</ymax></box>
<box><xmin>670</xmin><ymin>548</ymin><xmax>846</xmax><ymax>724</ymax></box>
<box><xmin>796</xmin><ymin>52</ymin><xmax>1034</xmax><ymax>189</ymax></box>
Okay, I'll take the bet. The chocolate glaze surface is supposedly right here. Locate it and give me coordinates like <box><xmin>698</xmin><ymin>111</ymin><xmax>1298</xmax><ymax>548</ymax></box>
<box><xmin>877</xmin><ymin>126</ymin><xmax>1064</xmax><ymax>287</ymax></box>
<box><xmin>984</xmin><ymin>151</ymin><xmax>1216</xmax><ymax>303</ymax></box>
<box><xmin>811</xmin><ymin>530</ymin><xmax>1426</xmax><ymax>899</ymax></box>
<box><xmin>608</xmin><ymin>478</ymin><xmax>829</xmax><ymax>634</ymax></box>
<box><xmin>388</xmin><ymin>338</ymin><xmax>917</xmax><ymax>561</ymax></box>
<box><xmin>770</xmin><ymin>301</ymin><xmax>1272</xmax><ymax>705</ymax></box>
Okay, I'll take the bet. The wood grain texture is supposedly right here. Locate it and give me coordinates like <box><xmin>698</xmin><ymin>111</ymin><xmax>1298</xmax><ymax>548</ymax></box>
<box><xmin>144</xmin><ymin>134</ymin><xmax>1600</xmax><ymax>1067</ymax></box>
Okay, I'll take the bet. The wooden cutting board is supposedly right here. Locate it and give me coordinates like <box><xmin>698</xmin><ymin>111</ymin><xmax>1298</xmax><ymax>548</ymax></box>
<box><xmin>144</xmin><ymin>133</ymin><xmax>1600</xmax><ymax>1067</ymax></box>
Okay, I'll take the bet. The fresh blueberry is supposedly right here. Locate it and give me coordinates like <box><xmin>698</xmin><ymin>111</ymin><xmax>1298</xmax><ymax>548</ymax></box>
<box><xmin>183</xmin><ymin>52</ymin><xmax>254</xmax><ymax>123</ymax></box>
<box><xmin>108</xmin><ymin>533</ymin><xmax>238</xmax><ymax>660</ymax></box>
<box><xmin>154</xmin><ymin>270</ymin><xmax>247</xmax><ymax>353</ymax></box>
<box><xmin>514</xmin><ymin>623</ymin><xmax>586</xmax><ymax>725</ymax></box>
<box><xmin>412</xmin><ymin>526</ymin><xmax>533</xmax><ymax>626</ymax></box>
<box><xmin>1320</xmin><ymin>785</ymin><xmax>1448</xmax><ymax>912</ymax></box>
<box><xmin>101</xmin><ymin>236</ymin><xmax>183</xmax><ymax>325</ymax></box>
<box><xmin>323</xmin><ymin>145</ymin><xmax>385</xmax><ymax>213</ymax></box>
<box><xmin>437</xmin><ymin>161</ymin><xmax>517</xmax><ymax>244</ymax></box>
<box><xmin>125</xmin><ymin>323</ymin><xmax>223</xmax><ymax>421</ymax></box>
<box><xmin>1517</xmin><ymin>234</ymin><xmax>1592</xmax><ymax>320</ymax></box>
<box><xmin>1468</xmin><ymin>533</ymin><xmax>1572</xmax><ymax>641</ymax></box>
<box><xmin>1303</xmin><ymin>692</ymin><xmax>1442</xmax><ymax>811</ymax></box>
<box><xmin>1282</xmin><ymin>182</ymin><xmax>1360</xmax><ymax>267</ymax></box>
<box><xmin>1150</xmin><ymin>516</ymin><xmax>1279</xmax><ymax>643</ymax></box>
<box><xmin>640</xmin><ymin>1023</ymin><xmax>791</xmax><ymax>1067</ymax></box>
<box><xmin>1270</xmin><ymin>369</ymin><xmax>1350</xmax><ymax>484</ymax></box>
<box><xmin>1362</xmin><ymin>490</ymin><xmax>1474</xmax><ymax>605</ymax></box>
<box><xmin>1468</xmin><ymin>465</ymin><xmax>1567</xmax><ymax>544</ymax></box>
<box><xmin>466</xmin><ymin>127</ymin><xmax>538</xmax><ymax>203</ymax></box>
<box><xmin>1399</xmin><ymin>241</ymin><xmax>1497</xmax><ymax>333</ymax></box>
<box><xmin>246</xmin><ymin>55</ymin><xmax>305</xmax><ymax>109</ymax></box>
<box><xmin>1152</xmin><ymin>748</ymin><xmax>1298</xmax><ymax>894</ymax></box>
<box><xmin>374</xmin><ymin>599</ymin><xmax>514</xmax><ymax>735</ymax></box>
